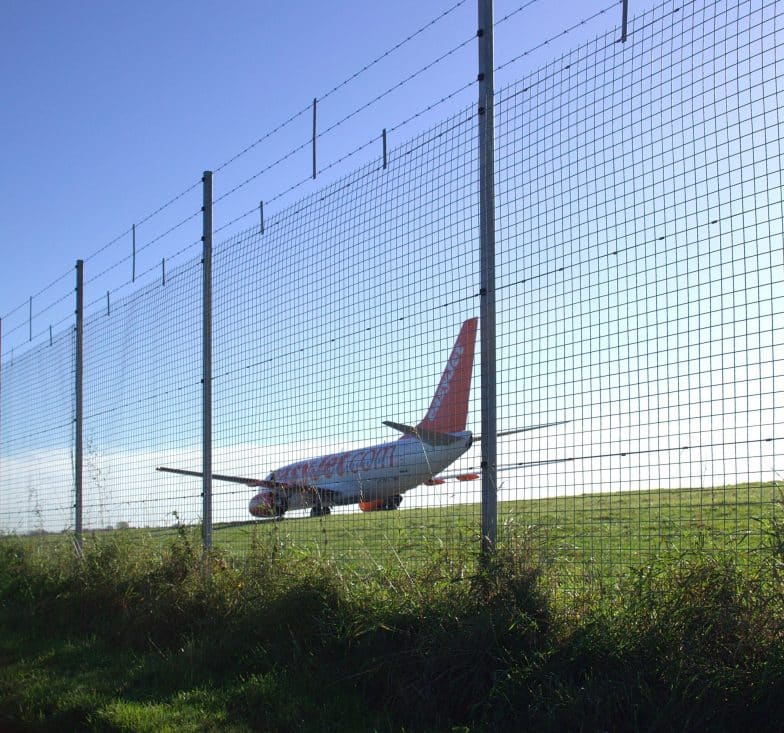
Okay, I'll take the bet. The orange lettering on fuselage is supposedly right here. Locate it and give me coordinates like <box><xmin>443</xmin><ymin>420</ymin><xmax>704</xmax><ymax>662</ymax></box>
<box><xmin>274</xmin><ymin>444</ymin><xmax>396</xmax><ymax>484</ymax></box>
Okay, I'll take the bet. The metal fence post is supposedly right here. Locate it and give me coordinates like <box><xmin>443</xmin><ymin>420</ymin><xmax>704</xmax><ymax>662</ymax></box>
<box><xmin>478</xmin><ymin>0</ymin><xmax>498</xmax><ymax>558</ymax></box>
<box><xmin>75</xmin><ymin>260</ymin><xmax>84</xmax><ymax>555</ymax></box>
<box><xmin>620</xmin><ymin>0</ymin><xmax>629</xmax><ymax>43</ymax></box>
<box><xmin>312</xmin><ymin>98</ymin><xmax>318</xmax><ymax>179</ymax></box>
<box><xmin>202</xmin><ymin>171</ymin><xmax>213</xmax><ymax>552</ymax></box>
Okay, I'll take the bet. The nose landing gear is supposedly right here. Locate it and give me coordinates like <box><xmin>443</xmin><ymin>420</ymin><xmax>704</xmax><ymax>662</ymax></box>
<box><xmin>381</xmin><ymin>494</ymin><xmax>403</xmax><ymax>510</ymax></box>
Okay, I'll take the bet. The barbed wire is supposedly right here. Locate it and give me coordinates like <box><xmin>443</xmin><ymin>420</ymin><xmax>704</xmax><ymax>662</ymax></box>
<box><xmin>213</xmin><ymin>133</ymin><xmax>384</xmax><ymax>236</ymax></box>
<box><xmin>496</xmin><ymin>0</ymin><xmax>542</xmax><ymax>26</ymax></box>
<box><xmin>495</xmin><ymin>0</ymin><xmax>622</xmax><ymax>75</ymax></box>
<box><xmin>215</xmin><ymin>105</ymin><xmax>476</xmax><ymax>237</ymax></box>
<box><xmin>213</xmin><ymin>29</ymin><xmax>478</xmax><ymax>208</ymax></box>
<box><xmin>213</xmin><ymin>141</ymin><xmax>312</xmax><ymax>207</ymax></box>
<box><xmin>85</xmin><ymin>208</ymin><xmax>202</xmax><ymax>296</ymax></box>
<box><xmin>319</xmin><ymin>34</ymin><xmax>475</xmax><ymax>141</ymax></box>
<box><xmin>321</xmin><ymin>0</ymin><xmax>471</xmax><ymax>104</ymax></box>
<box><xmin>1</xmin><ymin>288</ymin><xmax>74</xmax><ymax>343</ymax></box>
<box><xmin>214</xmin><ymin>0</ymin><xmax>471</xmax><ymax>176</ymax></box>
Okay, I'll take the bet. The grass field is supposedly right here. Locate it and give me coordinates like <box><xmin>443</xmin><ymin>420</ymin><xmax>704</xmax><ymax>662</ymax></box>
<box><xmin>212</xmin><ymin>481</ymin><xmax>780</xmax><ymax>586</ymax></box>
<box><xmin>2</xmin><ymin>482</ymin><xmax>782</xmax><ymax>731</ymax></box>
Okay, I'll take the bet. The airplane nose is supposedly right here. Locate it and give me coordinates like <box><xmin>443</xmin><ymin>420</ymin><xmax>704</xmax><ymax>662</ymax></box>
<box><xmin>248</xmin><ymin>491</ymin><xmax>274</xmax><ymax>517</ymax></box>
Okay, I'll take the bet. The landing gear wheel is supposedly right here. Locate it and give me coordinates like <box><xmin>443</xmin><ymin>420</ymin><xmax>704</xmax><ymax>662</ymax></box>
<box><xmin>381</xmin><ymin>495</ymin><xmax>403</xmax><ymax>510</ymax></box>
<box><xmin>311</xmin><ymin>505</ymin><xmax>331</xmax><ymax>517</ymax></box>
<box><xmin>273</xmin><ymin>497</ymin><xmax>288</xmax><ymax>518</ymax></box>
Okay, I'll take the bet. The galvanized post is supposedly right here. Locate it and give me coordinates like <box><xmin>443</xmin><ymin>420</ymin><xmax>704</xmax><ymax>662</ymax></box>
<box><xmin>478</xmin><ymin>0</ymin><xmax>498</xmax><ymax>557</ymax></box>
<box><xmin>382</xmin><ymin>128</ymin><xmax>388</xmax><ymax>169</ymax></box>
<box><xmin>620</xmin><ymin>0</ymin><xmax>629</xmax><ymax>42</ymax></box>
<box><xmin>259</xmin><ymin>200</ymin><xmax>265</xmax><ymax>234</ymax></box>
<box><xmin>312</xmin><ymin>98</ymin><xmax>318</xmax><ymax>179</ymax></box>
<box><xmin>202</xmin><ymin>171</ymin><xmax>213</xmax><ymax>552</ymax></box>
<box><xmin>74</xmin><ymin>260</ymin><xmax>84</xmax><ymax>555</ymax></box>
<box><xmin>132</xmin><ymin>224</ymin><xmax>136</xmax><ymax>282</ymax></box>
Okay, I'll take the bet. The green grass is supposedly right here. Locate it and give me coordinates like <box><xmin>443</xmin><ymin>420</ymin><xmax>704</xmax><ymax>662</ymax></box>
<box><xmin>0</xmin><ymin>628</ymin><xmax>381</xmax><ymax>732</ymax></box>
<box><xmin>212</xmin><ymin>482</ymin><xmax>780</xmax><ymax>586</ymax></box>
<box><xmin>2</xmin><ymin>482</ymin><xmax>782</xmax><ymax>731</ymax></box>
<box><xmin>15</xmin><ymin>482</ymin><xmax>777</xmax><ymax>560</ymax></box>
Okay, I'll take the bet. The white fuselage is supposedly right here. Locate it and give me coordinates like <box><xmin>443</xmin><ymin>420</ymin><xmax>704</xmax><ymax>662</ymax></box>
<box><xmin>266</xmin><ymin>431</ymin><xmax>473</xmax><ymax>510</ymax></box>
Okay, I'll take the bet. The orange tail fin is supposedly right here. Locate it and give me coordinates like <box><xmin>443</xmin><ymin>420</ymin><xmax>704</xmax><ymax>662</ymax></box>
<box><xmin>416</xmin><ymin>317</ymin><xmax>478</xmax><ymax>434</ymax></box>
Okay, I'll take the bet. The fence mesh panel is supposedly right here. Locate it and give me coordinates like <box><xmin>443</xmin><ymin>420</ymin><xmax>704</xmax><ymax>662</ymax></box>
<box><xmin>493</xmin><ymin>0</ymin><xmax>784</xmax><ymax>589</ymax></box>
<box><xmin>82</xmin><ymin>259</ymin><xmax>203</xmax><ymax>532</ymax></box>
<box><xmin>0</xmin><ymin>330</ymin><xmax>75</xmax><ymax>534</ymax></box>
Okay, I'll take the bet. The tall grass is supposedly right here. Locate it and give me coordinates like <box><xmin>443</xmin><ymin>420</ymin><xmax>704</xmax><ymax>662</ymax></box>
<box><xmin>2</xmin><ymin>511</ymin><xmax>784</xmax><ymax>731</ymax></box>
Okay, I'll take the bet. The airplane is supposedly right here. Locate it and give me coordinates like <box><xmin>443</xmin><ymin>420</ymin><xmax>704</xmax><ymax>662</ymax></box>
<box><xmin>157</xmin><ymin>317</ymin><xmax>564</xmax><ymax>519</ymax></box>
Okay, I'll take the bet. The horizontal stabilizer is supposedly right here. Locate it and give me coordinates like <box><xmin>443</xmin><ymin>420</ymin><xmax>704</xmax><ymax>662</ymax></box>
<box><xmin>383</xmin><ymin>420</ymin><xmax>463</xmax><ymax>446</ymax></box>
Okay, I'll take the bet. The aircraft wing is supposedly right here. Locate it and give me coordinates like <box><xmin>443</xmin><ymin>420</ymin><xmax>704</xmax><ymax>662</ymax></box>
<box><xmin>421</xmin><ymin>420</ymin><xmax>570</xmax><ymax>484</ymax></box>
<box><xmin>156</xmin><ymin>466</ymin><xmax>342</xmax><ymax>501</ymax></box>
<box><xmin>495</xmin><ymin>457</ymin><xmax>574</xmax><ymax>471</ymax></box>
<box><xmin>474</xmin><ymin>420</ymin><xmax>570</xmax><ymax>440</ymax></box>
<box><xmin>429</xmin><ymin>456</ymin><xmax>573</xmax><ymax>484</ymax></box>
<box><xmin>157</xmin><ymin>466</ymin><xmax>286</xmax><ymax>490</ymax></box>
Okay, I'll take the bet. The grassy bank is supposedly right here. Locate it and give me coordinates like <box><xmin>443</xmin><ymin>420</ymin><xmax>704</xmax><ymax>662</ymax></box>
<box><xmin>2</xmin><ymin>495</ymin><xmax>784</xmax><ymax>732</ymax></box>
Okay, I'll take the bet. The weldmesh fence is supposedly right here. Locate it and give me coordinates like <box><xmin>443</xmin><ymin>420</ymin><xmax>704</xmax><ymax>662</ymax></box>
<box><xmin>80</xmin><ymin>260</ymin><xmax>204</xmax><ymax>531</ymax></box>
<box><xmin>492</xmin><ymin>0</ymin><xmax>783</xmax><ymax>586</ymax></box>
<box><xmin>1</xmin><ymin>0</ymin><xmax>782</xmax><ymax>593</ymax></box>
<box><xmin>0</xmin><ymin>332</ymin><xmax>74</xmax><ymax>535</ymax></box>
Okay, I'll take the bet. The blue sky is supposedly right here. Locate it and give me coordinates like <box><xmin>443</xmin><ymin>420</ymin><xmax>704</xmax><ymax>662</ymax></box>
<box><xmin>0</xmin><ymin>0</ymin><xmax>638</xmax><ymax>350</ymax></box>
